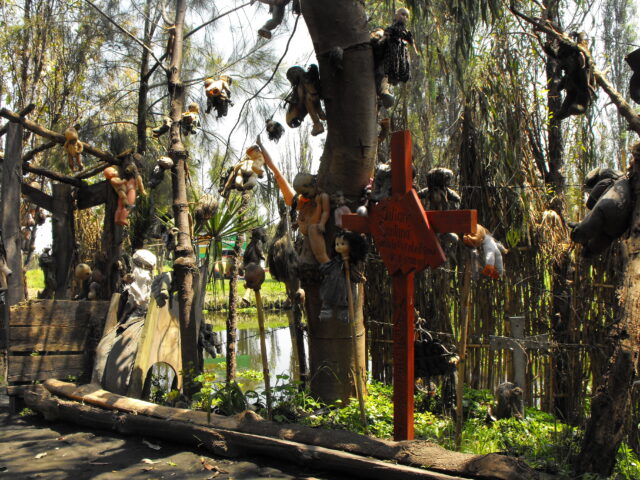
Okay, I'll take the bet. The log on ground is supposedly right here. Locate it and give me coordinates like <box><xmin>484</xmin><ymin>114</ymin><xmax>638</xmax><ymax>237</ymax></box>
<box><xmin>43</xmin><ymin>380</ymin><xmax>545</xmax><ymax>479</ymax></box>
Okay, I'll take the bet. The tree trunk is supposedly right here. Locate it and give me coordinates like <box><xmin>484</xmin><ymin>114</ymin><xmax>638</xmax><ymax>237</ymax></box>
<box><xmin>575</xmin><ymin>159</ymin><xmax>640</xmax><ymax>476</ymax></box>
<box><xmin>300</xmin><ymin>0</ymin><xmax>377</xmax><ymax>403</ymax></box>
<box><xmin>226</xmin><ymin>192</ymin><xmax>250</xmax><ymax>383</ymax></box>
<box><xmin>166</xmin><ymin>0</ymin><xmax>198</xmax><ymax>396</ymax></box>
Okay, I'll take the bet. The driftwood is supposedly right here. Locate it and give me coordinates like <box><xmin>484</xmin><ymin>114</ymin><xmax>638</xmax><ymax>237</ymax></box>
<box><xmin>0</xmin><ymin>108</ymin><xmax>117</xmax><ymax>163</ymax></box>
<box><xmin>24</xmin><ymin>387</ymin><xmax>470</xmax><ymax>480</ymax></box>
<box><xmin>43</xmin><ymin>380</ymin><xmax>544</xmax><ymax>480</ymax></box>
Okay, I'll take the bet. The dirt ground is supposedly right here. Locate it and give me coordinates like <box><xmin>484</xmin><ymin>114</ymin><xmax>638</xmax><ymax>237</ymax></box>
<box><xmin>0</xmin><ymin>409</ymin><xmax>345</xmax><ymax>480</ymax></box>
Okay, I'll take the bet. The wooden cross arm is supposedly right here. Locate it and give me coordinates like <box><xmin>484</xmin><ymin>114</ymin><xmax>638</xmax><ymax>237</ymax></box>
<box><xmin>342</xmin><ymin>209</ymin><xmax>477</xmax><ymax>235</ymax></box>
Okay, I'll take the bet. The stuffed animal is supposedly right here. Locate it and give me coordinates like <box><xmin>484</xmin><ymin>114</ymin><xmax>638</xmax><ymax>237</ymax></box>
<box><xmin>285</xmin><ymin>65</ymin><xmax>326</xmax><ymax>136</ymax></box>
<box><xmin>418</xmin><ymin>167</ymin><xmax>461</xmax><ymax>211</ymax></box>
<box><xmin>464</xmin><ymin>224</ymin><xmax>507</xmax><ymax>279</ymax></box>
<box><xmin>204</xmin><ymin>76</ymin><xmax>233</xmax><ymax>118</ymax></box>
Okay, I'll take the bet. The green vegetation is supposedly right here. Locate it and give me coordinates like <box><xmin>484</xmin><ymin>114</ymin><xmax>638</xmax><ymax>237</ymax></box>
<box><xmin>184</xmin><ymin>376</ymin><xmax>640</xmax><ymax>480</ymax></box>
<box><xmin>25</xmin><ymin>269</ymin><xmax>44</xmax><ymax>290</ymax></box>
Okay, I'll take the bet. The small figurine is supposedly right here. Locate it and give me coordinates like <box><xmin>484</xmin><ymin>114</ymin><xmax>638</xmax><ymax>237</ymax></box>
<box><xmin>285</xmin><ymin>65</ymin><xmax>326</xmax><ymax>136</ymax></box>
<box><xmin>63</xmin><ymin>127</ymin><xmax>84</xmax><ymax>171</ymax></box>
<box><xmin>219</xmin><ymin>145</ymin><xmax>266</xmax><ymax>197</ymax></box>
<box><xmin>181</xmin><ymin>103</ymin><xmax>201</xmax><ymax>136</ymax></box>
<box><xmin>258</xmin><ymin>136</ymin><xmax>330</xmax><ymax>265</ymax></box>
<box><xmin>464</xmin><ymin>224</ymin><xmax>508</xmax><ymax>279</ymax></box>
<box><xmin>204</xmin><ymin>76</ymin><xmax>233</xmax><ymax>118</ymax></box>
<box><xmin>332</xmin><ymin>191</ymin><xmax>352</xmax><ymax>229</ymax></box>
<box><xmin>266</xmin><ymin>119</ymin><xmax>285</xmax><ymax>142</ymax></box>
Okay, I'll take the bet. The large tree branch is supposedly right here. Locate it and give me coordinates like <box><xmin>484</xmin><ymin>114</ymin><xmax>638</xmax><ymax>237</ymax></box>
<box><xmin>23</xmin><ymin>164</ymin><xmax>86</xmax><ymax>188</ymax></box>
<box><xmin>0</xmin><ymin>108</ymin><xmax>117</xmax><ymax>163</ymax></box>
<box><xmin>0</xmin><ymin>103</ymin><xmax>35</xmax><ymax>139</ymax></box>
<box><xmin>510</xmin><ymin>6</ymin><xmax>640</xmax><ymax>137</ymax></box>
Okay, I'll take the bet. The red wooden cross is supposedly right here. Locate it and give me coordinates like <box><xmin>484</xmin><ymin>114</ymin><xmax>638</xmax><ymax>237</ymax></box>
<box><xmin>342</xmin><ymin>130</ymin><xmax>477</xmax><ymax>440</ymax></box>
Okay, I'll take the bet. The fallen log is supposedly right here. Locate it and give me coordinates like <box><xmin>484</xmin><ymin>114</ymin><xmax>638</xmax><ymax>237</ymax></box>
<box><xmin>43</xmin><ymin>380</ymin><xmax>544</xmax><ymax>479</ymax></box>
<box><xmin>24</xmin><ymin>388</ymin><xmax>470</xmax><ymax>480</ymax></box>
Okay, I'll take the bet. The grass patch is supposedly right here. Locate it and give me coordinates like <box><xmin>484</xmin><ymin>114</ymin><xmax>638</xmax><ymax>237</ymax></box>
<box><xmin>26</xmin><ymin>268</ymin><xmax>45</xmax><ymax>290</ymax></box>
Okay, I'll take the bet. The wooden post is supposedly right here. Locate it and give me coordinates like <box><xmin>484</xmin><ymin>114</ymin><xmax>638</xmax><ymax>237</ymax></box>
<box><xmin>344</xmin><ymin>255</ymin><xmax>368</xmax><ymax>431</ymax></box>
<box><xmin>52</xmin><ymin>183</ymin><xmax>75</xmax><ymax>299</ymax></box>
<box><xmin>2</xmin><ymin>123</ymin><xmax>25</xmax><ymax>305</ymax></box>
<box><xmin>254</xmin><ymin>289</ymin><xmax>272</xmax><ymax>418</ymax></box>
<box><xmin>392</xmin><ymin>273</ymin><xmax>414</xmax><ymax>440</ymax></box>
<box><xmin>455</xmin><ymin>257</ymin><xmax>473</xmax><ymax>447</ymax></box>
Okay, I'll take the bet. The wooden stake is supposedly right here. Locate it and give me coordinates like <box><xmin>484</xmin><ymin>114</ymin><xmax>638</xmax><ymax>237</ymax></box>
<box><xmin>342</xmin><ymin>254</ymin><xmax>368</xmax><ymax>431</ymax></box>
<box><xmin>455</xmin><ymin>255</ymin><xmax>472</xmax><ymax>448</ymax></box>
<box><xmin>254</xmin><ymin>288</ymin><xmax>273</xmax><ymax>419</ymax></box>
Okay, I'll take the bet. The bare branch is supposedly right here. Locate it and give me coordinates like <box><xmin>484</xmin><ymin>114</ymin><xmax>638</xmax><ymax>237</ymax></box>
<box><xmin>184</xmin><ymin>1</ymin><xmax>252</xmax><ymax>40</ymax></box>
<box><xmin>0</xmin><ymin>103</ymin><xmax>35</xmax><ymax>138</ymax></box>
<box><xmin>22</xmin><ymin>141</ymin><xmax>57</xmax><ymax>163</ymax></box>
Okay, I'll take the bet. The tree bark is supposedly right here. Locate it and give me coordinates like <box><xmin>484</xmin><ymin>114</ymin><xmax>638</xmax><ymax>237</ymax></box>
<box><xmin>166</xmin><ymin>0</ymin><xmax>198</xmax><ymax>395</ymax></box>
<box><xmin>300</xmin><ymin>0</ymin><xmax>376</xmax><ymax>403</ymax></box>
<box><xmin>226</xmin><ymin>192</ymin><xmax>250</xmax><ymax>383</ymax></box>
<box><xmin>575</xmin><ymin>159</ymin><xmax>640</xmax><ymax>475</ymax></box>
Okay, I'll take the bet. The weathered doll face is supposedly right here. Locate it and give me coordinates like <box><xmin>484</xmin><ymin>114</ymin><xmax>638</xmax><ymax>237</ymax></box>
<box><xmin>335</xmin><ymin>235</ymin><xmax>349</xmax><ymax>255</ymax></box>
<box><xmin>395</xmin><ymin>7</ymin><xmax>409</xmax><ymax>24</ymax></box>
<box><xmin>293</xmin><ymin>173</ymin><xmax>317</xmax><ymax>199</ymax></box>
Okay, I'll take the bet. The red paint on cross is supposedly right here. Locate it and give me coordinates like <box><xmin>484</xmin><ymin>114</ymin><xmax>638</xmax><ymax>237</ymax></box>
<box><xmin>342</xmin><ymin>130</ymin><xmax>477</xmax><ymax>441</ymax></box>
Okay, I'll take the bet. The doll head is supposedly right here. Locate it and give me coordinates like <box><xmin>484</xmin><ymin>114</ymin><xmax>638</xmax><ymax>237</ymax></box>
<box><xmin>103</xmin><ymin>166</ymin><xmax>120</xmax><ymax>180</ymax></box>
<box><xmin>394</xmin><ymin>7</ymin><xmax>410</xmax><ymax>24</ymax></box>
<box><xmin>334</xmin><ymin>231</ymin><xmax>369</xmax><ymax>263</ymax></box>
<box><xmin>293</xmin><ymin>173</ymin><xmax>318</xmax><ymax>199</ymax></box>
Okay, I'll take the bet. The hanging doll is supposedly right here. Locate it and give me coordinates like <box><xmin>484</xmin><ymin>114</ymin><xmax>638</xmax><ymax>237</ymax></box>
<box><xmin>266</xmin><ymin>119</ymin><xmax>285</xmax><ymax>142</ymax></box>
<box><xmin>371</xmin><ymin>8</ymin><xmax>416</xmax><ymax>108</ymax></box>
<box><xmin>181</xmin><ymin>103</ymin><xmax>201</xmax><ymax>136</ymax></box>
<box><xmin>463</xmin><ymin>224</ymin><xmax>508</xmax><ymax>279</ymax></box>
<box><xmin>149</xmin><ymin>156</ymin><xmax>174</xmax><ymax>189</ymax></box>
<box><xmin>219</xmin><ymin>145</ymin><xmax>266</xmax><ymax>197</ymax></box>
<box><xmin>63</xmin><ymin>127</ymin><xmax>84</xmax><ymax>171</ymax></box>
<box><xmin>285</xmin><ymin>65</ymin><xmax>326</xmax><ymax>136</ymax></box>
<box><xmin>256</xmin><ymin>0</ymin><xmax>300</xmax><ymax>39</ymax></box>
<box><xmin>104</xmin><ymin>166</ymin><xmax>137</xmax><ymax>226</ymax></box>
<box><xmin>332</xmin><ymin>191</ymin><xmax>352</xmax><ymax>229</ymax></box>
<box><xmin>308</xmin><ymin>229</ymin><xmax>368</xmax><ymax>322</ymax></box>
<box><xmin>204</xmin><ymin>76</ymin><xmax>233</xmax><ymax>118</ymax></box>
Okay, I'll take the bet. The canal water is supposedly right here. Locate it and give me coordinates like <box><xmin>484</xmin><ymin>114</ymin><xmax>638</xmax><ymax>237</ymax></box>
<box><xmin>203</xmin><ymin>311</ymin><xmax>303</xmax><ymax>391</ymax></box>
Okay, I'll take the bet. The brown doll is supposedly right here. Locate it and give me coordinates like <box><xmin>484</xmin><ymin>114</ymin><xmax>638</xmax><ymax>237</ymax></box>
<box><xmin>63</xmin><ymin>127</ymin><xmax>84</xmax><ymax>171</ymax></box>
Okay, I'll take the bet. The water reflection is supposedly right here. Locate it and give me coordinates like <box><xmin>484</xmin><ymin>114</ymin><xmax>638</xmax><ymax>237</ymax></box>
<box><xmin>204</xmin><ymin>311</ymin><xmax>304</xmax><ymax>391</ymax></box>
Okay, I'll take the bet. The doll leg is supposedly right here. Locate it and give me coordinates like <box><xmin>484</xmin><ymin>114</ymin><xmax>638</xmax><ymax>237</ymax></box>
<box><xmin>258</xmin><ymin>4</ymin><xmax>286</xmax><ymax>39</ymax></box>
<box><xmin>115</xmin><ymin>199</ymin><xmax>129</xmax><ymax>226</ymax></box>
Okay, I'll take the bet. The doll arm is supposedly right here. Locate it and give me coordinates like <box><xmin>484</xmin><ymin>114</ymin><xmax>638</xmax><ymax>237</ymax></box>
<box><xmin>257</xmin><ymin>136</ymin><xmax>296</xmax><ymax>205</ymax></box>
<box><xmin>318</xmin><ymin>192</ymin><xmax>330</xmax><ymax>232</ymax></box>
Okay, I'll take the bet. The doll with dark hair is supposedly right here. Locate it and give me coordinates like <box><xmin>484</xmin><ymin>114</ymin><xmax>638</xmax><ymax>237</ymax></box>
<box><xmin>308</xmin><ymin>228</ymin><xmax>368</xmax><ymax>322</ymax></box>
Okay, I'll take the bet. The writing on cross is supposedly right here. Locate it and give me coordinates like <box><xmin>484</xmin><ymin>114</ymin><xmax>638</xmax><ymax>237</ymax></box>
<box><xmin>342</xmin><ymin>130</ymin><xmax>477</xmax><ymax>440</ymax></box>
